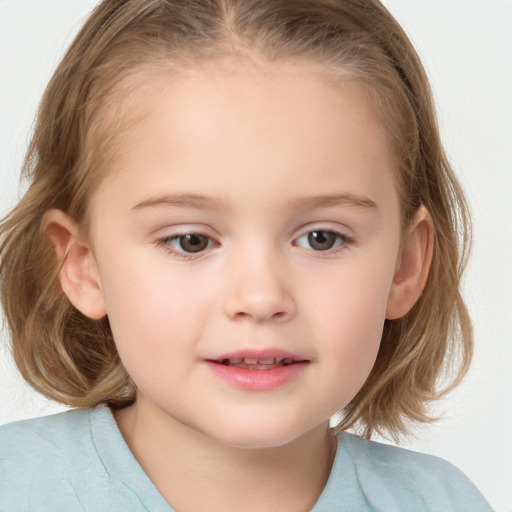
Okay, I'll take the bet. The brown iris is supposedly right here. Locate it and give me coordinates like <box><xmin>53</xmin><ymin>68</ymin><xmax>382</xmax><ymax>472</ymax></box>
<box><xmin>307</xmin><ymin>231</ymin><xmax>337</xmax><ymax>251</ymax></box>
<box><xmin>177</xmin><ymin>234</ymin><xmax>210</xmax><ymax>253</ymax></box>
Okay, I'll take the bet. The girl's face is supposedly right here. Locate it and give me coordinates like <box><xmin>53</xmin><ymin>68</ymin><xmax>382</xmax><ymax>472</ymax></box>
<box><xmin>86</xmin><ymin>62</ymin><xmax>403</xmax><ymax>448</ymax></box>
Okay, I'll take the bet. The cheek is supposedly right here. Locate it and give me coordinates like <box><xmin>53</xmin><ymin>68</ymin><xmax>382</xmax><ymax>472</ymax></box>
<box><xmin>97</xmin><ymin>257</ymin><xmax>191</xmax><ymax>369</ymax></box>
<box><xmin>302</xmin><ymin>259</ymin><xmax>394</xmax><ymax>400</ymax></box>
<box><xmin>97</xmin><ymin>249</ymin><xmax>223</xmax><ymax>383</ymax></box>
<box><xmin>305</xmin><ymin>256</ymin><xmax>393</xmax><ymax>339</ymax></box>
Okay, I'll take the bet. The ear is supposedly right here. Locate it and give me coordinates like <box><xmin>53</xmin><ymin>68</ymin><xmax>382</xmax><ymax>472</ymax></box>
<box><xmin>386</xmin><ymin>205</ymin><xmax>434</xmax><ymax>320</ymax></box>
<box><xmin>42</xmin><ymin>209</ymin><xmax>107</xmax><ymax>320</ymax></box>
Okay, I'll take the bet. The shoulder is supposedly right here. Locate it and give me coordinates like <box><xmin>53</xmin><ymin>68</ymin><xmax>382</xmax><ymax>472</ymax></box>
<box><xmin>335</xmin><ymin>433</ymin><xmax>494</xmax><ymax>511</ymax></box>
<box><xmin>0</xmin><ymin>407</ymin><xmax>96</xmax><ymax>463</ymax></box>
<box><xmin>0</xmin><ymin>407</ymin><xmax>172</xmax><ymax>512</ymax></box>
<box><xmin>0</xmin><ymin>408</ymin><xmax>110</xmax><ymax>511</ymax></box>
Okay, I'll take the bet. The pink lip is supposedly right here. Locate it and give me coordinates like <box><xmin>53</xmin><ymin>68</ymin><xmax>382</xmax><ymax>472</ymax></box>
<box><xmin>205</xmin><ymin>348</ymin><xmax>309</xmax><ymax>392</ymax></box>
<box><xmin>213</xmin><ymin>348</ymin><xmax>304</xmax><ymax>361</ymax></box>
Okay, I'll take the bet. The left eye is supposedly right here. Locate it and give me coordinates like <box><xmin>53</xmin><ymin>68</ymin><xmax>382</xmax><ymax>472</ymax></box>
<box><xmin>295</xmin><ymin>230</ymin><xmax>345</xmax><ymax>251</ymax></box>
<box><xmin>166</xmin><ymin>234</ymin><xmax>214</xmax><ymax>253</ymax></box>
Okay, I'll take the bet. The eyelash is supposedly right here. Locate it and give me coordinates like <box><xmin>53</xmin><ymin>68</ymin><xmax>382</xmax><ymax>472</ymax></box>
<box><xmin>293</xmin><ymin>230</ymin><xmax>353</xmax><ymax>255</ymax></box>
<box><xmin>156</xmin><ymin>232</ymin><xmax>218</xmax><ymax>260</ymax></box>
<box><xmin>156</xmin><ymin>229</ymin><xmax>353</xmax><ymax>259</ymax></box>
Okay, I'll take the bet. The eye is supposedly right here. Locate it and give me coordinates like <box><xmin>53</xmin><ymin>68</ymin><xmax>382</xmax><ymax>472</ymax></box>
<box><xmin>295</xmin><ymin>230</ymin><xmax>346</xmax><ymax>251</ymax></box>
<box><xmin>163</xmin><ymin>233</ymin><xmax>215</xmax><ymax>254</ymax></box>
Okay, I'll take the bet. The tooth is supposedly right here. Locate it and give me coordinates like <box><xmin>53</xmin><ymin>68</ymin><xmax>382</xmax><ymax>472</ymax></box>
<box><xmin>244</xmin><ymin>358</ymin><xmax>258</xmax><ymax>364</ymax></box>
<box><xmin>258</xmin><ymin>358</ymin><xmax>275</xmax><ymax>364</ymax></box>
<box><xmin>229</xmin><ymin>358</ymin><xmax>243</xmax><ymax>364</ymax></box>
<box><xmin>282</xmin><ymin>358</ymin><xmax>294</xmax><ymax>365</ymax></box>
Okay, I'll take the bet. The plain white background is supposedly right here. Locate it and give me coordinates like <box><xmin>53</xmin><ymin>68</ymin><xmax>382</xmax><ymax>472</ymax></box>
<box><xmin>0</xmin><ymin>1</ymin><xmax>510</xmax><ymax>510</ymax></box>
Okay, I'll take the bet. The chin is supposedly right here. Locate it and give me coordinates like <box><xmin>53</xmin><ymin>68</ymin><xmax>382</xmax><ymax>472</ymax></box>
<box><xmin>208</xmin><ymin>418</ymin><xmax>314</xmax><ymax>451</ymax></box>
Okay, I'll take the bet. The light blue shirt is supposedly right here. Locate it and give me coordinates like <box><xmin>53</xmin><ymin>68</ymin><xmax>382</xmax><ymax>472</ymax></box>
<box><xmin>0</xmin><ymin>408</ymin><xmax>493</xmax><ymax>511</ymax></box>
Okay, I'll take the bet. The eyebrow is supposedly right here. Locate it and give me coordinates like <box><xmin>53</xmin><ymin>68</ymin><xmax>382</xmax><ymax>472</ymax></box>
<box><xmin>289</xmin><ymin>193</ymin><xmax>378</xmax><ymax>211</ymax></box>
<box><xmin>132</xmin><ymin>194</ymin><xmax>224</xmax><ymax>211</ymax></box>
<box><xmin>131</xmin><ymin>192</ymin><xmax>378</xmax><ymax>212</ymax></box>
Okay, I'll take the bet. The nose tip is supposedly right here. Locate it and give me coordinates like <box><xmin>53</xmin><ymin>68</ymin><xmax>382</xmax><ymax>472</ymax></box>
<box><xmin>223</xmin><ymin>266</ymin><xmax>296</xmax><ymax>323</ymax></box>
<box><xmin>232</xmin><ymin>304</ymin><xmax>291</xmax><ymax>323</ymax></box>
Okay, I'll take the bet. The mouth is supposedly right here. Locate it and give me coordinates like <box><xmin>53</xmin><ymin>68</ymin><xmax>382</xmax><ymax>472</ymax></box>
<box><xmin>212</xmin><ymin>357</ymin><xmax>300</xmax><ymax>370</ymax></box>
<box><xmin>205</xmin><ymin>352</ymin><xmax>309</xmax><ymax>391</ymax></box>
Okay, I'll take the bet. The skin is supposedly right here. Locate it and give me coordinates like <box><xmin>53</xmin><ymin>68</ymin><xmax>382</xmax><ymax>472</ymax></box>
<box><xmin>45</xmin><ymin>61</ymin><xmax>432</xmax><ymax>511</ymax></box>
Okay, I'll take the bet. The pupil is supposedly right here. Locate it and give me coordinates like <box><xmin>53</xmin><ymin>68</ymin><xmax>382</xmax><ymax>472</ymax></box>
<box><xmin>308</xmin><ymin>231</ymin><xmax>336</xmax><ymax>251</ymax></box>
<box><xmin>179</xmin><ymin>234</ymin><xmax>208</xmax><ymax>253</ymax></box>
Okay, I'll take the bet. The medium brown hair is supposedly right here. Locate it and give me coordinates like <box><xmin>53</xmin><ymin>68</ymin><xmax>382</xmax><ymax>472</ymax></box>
<box><xmin>0</xmin><ymin>0</ymin><xmax>472</xmax><ymax>439</ymax></box>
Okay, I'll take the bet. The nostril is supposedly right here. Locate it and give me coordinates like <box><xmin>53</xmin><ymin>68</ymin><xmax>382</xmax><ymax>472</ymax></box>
<box><xmin>231</xmin><ymin>309</ymin><xmax>289</xmax><ymax>323</ymax></box>
<box><xmin>223</xmin><ymin>281</ymin><xmax>296</xmax><ymax>322</ymax></box>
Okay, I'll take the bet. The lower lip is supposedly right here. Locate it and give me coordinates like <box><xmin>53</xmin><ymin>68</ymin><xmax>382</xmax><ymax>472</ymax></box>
<box><xmin>205</xmin><ymin>361</ymin><xmax>308</xmax><ymax>391</ymax></box>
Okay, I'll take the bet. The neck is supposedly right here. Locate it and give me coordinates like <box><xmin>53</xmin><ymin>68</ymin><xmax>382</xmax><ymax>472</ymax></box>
<box><xmin>113</xmin><ymin>399</ymin><xmax>337</xmax><ymax>512</ymax></box>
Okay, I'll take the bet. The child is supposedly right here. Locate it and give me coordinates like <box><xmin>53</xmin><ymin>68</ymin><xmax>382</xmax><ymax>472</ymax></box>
<box><xmin>0</xmin><ymin>0</ymin><xmax>495</xmax><ymax>510</ymax></box>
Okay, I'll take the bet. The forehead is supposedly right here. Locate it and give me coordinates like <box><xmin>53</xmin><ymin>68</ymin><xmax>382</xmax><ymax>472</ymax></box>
<box><xmin>88</xmin><ymin>61</ymin><xmax>398</xmax><ymax>218</ymax></box>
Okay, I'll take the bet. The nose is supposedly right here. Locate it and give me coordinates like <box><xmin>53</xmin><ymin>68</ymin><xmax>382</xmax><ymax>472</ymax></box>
<box><xmin>223</xmin><ymin>252</ymin><xmax>296</xmax><ymax>323</ymax></box>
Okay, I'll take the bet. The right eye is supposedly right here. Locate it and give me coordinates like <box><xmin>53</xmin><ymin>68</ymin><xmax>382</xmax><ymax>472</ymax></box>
<box><xmin>294</xmin><ymin>230</ymin><xmax>348</xmax><ymax>252</ymax></box>
<box><xmin>160</xmin><ymin>233</ymin><xmax>215</xmax><ymax>254</ymax></box>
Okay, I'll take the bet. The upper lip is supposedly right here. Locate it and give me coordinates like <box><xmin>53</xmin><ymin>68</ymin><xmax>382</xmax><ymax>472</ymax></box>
<box><xmin>206</xmin><ymin>348</ymin><xmax>308</xmax><ymax>364</ymax></box>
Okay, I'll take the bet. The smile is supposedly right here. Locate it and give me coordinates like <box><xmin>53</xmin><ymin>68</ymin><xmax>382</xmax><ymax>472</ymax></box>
<box><xmin>205</xmin><ymin>351</ymin><xmax>309</xmax><ymax>391</ymax></box>
<box><xmin>215</xmin><ymin>357</ymin><xmax>297</xmax><ymax>370</ymax></box>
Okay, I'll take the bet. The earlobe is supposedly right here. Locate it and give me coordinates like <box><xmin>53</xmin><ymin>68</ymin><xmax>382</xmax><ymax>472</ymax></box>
<box><xmin>386</xmin><ymin>205</ymin><xmax>434</xmax><ymax>320</ymax></box>
<box><xmin>42</xmin><ymin>209</ymin><xmax>107</xmax><ymax>320</ymax></box>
